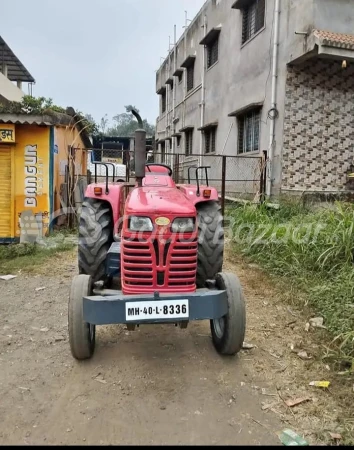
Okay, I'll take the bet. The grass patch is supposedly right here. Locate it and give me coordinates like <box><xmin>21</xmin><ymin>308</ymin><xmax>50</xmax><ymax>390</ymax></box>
<box><xmin>0</xmin><ymin>232</ymin><xmax>77</xmax><ymax>274</ymax></box>
<box><xmin>227</xmin><ymin>199</ymin><xmax>354</xmax><ymax>356</ymax></box>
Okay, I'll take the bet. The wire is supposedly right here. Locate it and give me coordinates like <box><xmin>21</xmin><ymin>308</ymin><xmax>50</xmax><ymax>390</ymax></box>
<box><xmin>267</xmin><ymin>107</ymin><xmax>279</xmax><ymax>120</ymax></box>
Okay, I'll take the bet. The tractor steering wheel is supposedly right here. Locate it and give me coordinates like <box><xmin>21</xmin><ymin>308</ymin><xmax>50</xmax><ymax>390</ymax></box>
<box><xmin>145</xmin><ymin>163</ymin><xmax>173</xmax><ymax>177</ymax></box>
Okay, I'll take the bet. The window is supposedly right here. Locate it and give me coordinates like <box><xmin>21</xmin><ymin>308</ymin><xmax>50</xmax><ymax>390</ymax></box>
<box><xmin>177</xmin><ymin>135</ymin><xmax>181</xmax><ymax>147</ymax></box>
<box><xmin>207</xmin><ymin>36</ymin><xmax>219</xmax><ymax>68</ymax></box>
<box><xmin>181</xmin><ymin>55</ymin><xmax>196</xmax><ymax>92</ymax></box>
<box><xmin>187</xmin><ymin>64</ymin><xmax>194</xmax><ymax>92</ymax></box>
<box><xmin>242</xmin><ymin>0</ymin><xmax>265</xmax><ymax>45</ymax></box>
<box><xmin>205</xmin><ymin>127</ymin><xmax>217</xmax><ymax>154</ymax></box>
<box><xmin>185</xmin><ymin>130</ymin><xmax>193</xmax><ymax>156</ymax></box>
<box><xmin>237</xmin><ymin>108</ymin><xmax>261</xmax><ymax>154</ymax></box>
<box><xmin>161</xmin><ymin>91</ymin><xmax>166</xmax><ymax>114</ymax></box>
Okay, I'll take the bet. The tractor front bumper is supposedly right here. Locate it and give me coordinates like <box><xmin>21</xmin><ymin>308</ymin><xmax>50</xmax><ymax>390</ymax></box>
<box><xmin>83</xmin><ymin>289</ymin><xmax>228</xmax><ymax>325</ymax></box>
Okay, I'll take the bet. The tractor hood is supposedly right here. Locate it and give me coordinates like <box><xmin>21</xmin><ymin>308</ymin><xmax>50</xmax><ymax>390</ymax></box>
<box><xmin>125</xmin><ymin>187</ymin><xmax>196</xmax><ymax>216</ymax></box>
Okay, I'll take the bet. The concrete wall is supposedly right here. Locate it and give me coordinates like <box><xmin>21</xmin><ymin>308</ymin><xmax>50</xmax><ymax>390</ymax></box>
<box><xmin>155</xmin><ymin>0</ymin><xmax>354</xmax><ymax>197</ymax></box>
<box><xmin>0</xmin><ymin>72</ymin><xmax>24</xmax><ymax>102</ymax></box>
<box><xmin>313</xmin><ymin>0</ymin><xmax>354</xmax><ymax>34</ymax></box>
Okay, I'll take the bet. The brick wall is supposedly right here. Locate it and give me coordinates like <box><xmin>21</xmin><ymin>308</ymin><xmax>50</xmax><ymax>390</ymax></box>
<box><xmin>282</xmin><ymin>59</ymin><xmax>354</xmax><ymax>192</ymax></box>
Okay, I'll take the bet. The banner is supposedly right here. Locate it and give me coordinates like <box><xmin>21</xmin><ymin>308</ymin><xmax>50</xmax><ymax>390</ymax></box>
<box><xmin>14</xmin><ymin>125</ymin><xmax>50</xmax><ymax>237</ymax></box>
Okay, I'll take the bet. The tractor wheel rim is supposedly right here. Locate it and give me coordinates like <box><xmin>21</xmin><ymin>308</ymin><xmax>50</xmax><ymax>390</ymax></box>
<box><xmin>213</xmin><ymin>316</ymin><xmax>225</xmax><ymax>339</ymax></box>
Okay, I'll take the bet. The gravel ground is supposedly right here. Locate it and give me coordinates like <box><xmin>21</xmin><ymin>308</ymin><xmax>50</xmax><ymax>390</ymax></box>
<box><xmin>0</xmin><ymin>249</ymin><xmax>349</xmax><ymax>445</ymax></box>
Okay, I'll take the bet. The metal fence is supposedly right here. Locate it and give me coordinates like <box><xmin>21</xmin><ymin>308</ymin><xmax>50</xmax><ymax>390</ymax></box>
<box><xmin>149</xmin><ymin>151</ymin><xmax>267</xmax><ymax>212</ymax></box>
<box><xmin>55</xmin><ymin>147</ymin><xmax>267</xmax><ymax>227</ymax></box>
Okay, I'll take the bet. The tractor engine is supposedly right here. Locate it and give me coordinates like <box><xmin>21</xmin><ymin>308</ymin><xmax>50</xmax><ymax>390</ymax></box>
<box><xmin>121</xmin><ymin>179</ymin><xmax>198</xmax><ymax>295</ymax></box>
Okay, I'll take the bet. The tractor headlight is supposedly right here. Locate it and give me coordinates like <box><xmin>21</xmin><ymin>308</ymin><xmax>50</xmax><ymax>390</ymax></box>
<box><xmin>171</xmin><ymin>217</ymin><xmax>195</xmax><ymax>233</ymax></box>
<box><xmin>129</xmin><ymin>216</ymin><xmax>153</xmax><ymax>232</ymax></box>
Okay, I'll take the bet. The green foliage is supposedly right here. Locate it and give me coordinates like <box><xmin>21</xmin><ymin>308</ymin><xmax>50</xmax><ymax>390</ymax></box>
<box><xmin>0</xmin><ymin>235</ymin><xmax>76</xmax><ymax>273</ymax></box>
<box><xmin>0</xmin><ymin>243</ymin><xmax>37</xmax><ymax>260</ymax></box>
<box><xmin>228</xmin><ymin>199</ymin><xmax>354</xmax><ymax>355</ymax></box>
<box><xmin>0</xmin><ymin>95</ymin><xmax>99</xmax><ymax>135</ymax></box>
<box><xmin>106</xmin><ymin>105</ymin><xmax>155</xmax><ymax>137</ymax></box>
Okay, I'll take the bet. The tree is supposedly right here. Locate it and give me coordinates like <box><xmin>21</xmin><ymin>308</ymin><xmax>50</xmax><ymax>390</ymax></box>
<box><xmin>100</xmin><ymin>114</ymin><xmax>109</xmax><ymax>134</ymax></box>
<box><xmin>106</xmin><ymin>105</ymin><xmax>155</xmax><ymax>137</ymax></box>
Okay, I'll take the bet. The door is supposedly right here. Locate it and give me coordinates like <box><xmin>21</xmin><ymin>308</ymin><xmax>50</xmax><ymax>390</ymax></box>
<box><xmin>0</xmin><ymin>147</ymin><xmax>13</xmax><ymax>239</ymax></box>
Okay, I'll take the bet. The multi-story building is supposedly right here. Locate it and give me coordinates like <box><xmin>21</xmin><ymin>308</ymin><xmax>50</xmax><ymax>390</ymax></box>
<box><xmin>0</xmin><ymin>36</ymin><xmax>35</xmax><ymax>104</ymax></box>
<box><xmin>155</xmin><ymin>0</ymin><xmax>354</xmax><ymax>199</ymax></box>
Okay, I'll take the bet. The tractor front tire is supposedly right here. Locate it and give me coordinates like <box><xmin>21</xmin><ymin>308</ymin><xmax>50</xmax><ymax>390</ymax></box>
<box><xmin>78</xmin><ymin>198</ymin><xmax>113</xmax><ymax>284</ymax></box>
<box><xmin>210</xmin><ymin>272</ymin><xmax>246</xmax><ymax>356</ymax></box>
<box><xmin>196</xmin><ymin>201</ymin><xmax>224</xmax><ymax>288</ymax></box>
<box><xmin>68</xmin><ymin>274</ymin><xmax>96</xmax><ymax>360</ymax></box>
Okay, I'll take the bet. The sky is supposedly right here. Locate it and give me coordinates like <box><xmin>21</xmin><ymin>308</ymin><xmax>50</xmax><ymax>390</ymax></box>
<box><xmin>2</xmin><ymin>0</ymin><xmax>205</xmax><ymax>127</ymax></box>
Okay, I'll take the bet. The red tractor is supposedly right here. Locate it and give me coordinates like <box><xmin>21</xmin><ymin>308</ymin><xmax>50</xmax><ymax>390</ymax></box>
<box><xmin>68</xmin><ymin>111</ymin><xmax>246</xmax><ymax>360</ymax></box>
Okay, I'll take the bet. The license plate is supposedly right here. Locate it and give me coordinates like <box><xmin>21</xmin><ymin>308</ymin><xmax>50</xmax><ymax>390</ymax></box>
<box><xmin>125</xmin><ymin>299</ymin><xmax>189</xmax><ymax>321</ymax></box>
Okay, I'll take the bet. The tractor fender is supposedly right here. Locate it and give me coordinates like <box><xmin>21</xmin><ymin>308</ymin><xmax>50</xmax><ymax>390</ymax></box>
<box><xmin>177</xmin><ymin>185</ymin><xmax>219</xmax><ymax>206</ymax></box>
<box><xmin>84</xmin><ymin>184</ymin><xmax>123</xmax><ymax>234</ymax></box>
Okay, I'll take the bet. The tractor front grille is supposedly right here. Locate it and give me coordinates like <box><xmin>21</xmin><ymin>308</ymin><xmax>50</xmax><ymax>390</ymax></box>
<box><xmin>121</xmin><ymin>238</ymin><xmax>153</xmax><ymax>287</ymax></box>
<box><xmin>167</xmin><ymin>238</ymin><xmax>198</xmax><ymax>286</ymax></box>
<box><xmin>121</xmin><ymin>236</ymin><xmax>197</xmax><ymax>294</ymax></box>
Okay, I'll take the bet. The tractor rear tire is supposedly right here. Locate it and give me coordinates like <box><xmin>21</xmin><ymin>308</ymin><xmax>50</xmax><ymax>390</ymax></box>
<box><xmin>78</xmin><ymin>198</ymin><xmax>113</xmax><ymax>283</ymax></box>
<box><xmin>68</xmin><ymin>274</ymin><xmax>96</xmax><ymax>360</ymax></box>
<box><xmin>210</xmin><ymin>272</ymin><xmax>246</xmax><ymax>356</ymax></box>
<box><xmin>196</xmin><ymin>201</ymin><xmax>224</xmax><ymax>288</ymax></box>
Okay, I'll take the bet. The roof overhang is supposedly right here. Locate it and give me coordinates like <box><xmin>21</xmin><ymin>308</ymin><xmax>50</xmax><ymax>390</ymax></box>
<box><xmin>171</xmin><ymin>132</ymin><xmax>181</xmax><ymax>138</ymax></box>
<box><xmin>228</xmin><ymin>102</ymin><xmax>263</xmax><ymax>117</ymax></box>
<box><xmin>0</xmin><ymin>111</ymin><xmax>92</xmax><ymax>147</ymax></box>
<box><xmin>173</xmin><ymin>68</ymin><xmax>184</xmax><ymax>77</ymax></box>
<box><xmin>198</xmin><ymin>121</ymin><xmax>218</xmax><ymax>131</ymax></box>
<box><xmin>0</xmin><ymin>36</ymin><xmax>35</xmax><ymax>83</ymax></box>
<box><xmin>159</xmin><ymin>136</ymin><xmax>172</xmax><ymax>142</ymax></box>
<box><xmin>199</xmin><ymin>27</ymin><xmax>222</xmax><ymax>46</ymax></box>
<box><xmin>289</xmin><ymin>29</ymin><xmax>354</xmax><ymax>65</ymax></box>
<box><xmin>0</xmin><ymin>113</ymin><xmax>60</xmax><ymax>126</ymax></box>
<box><xmin>180</xmin><ymin>55</ymin><xmax>196</xmax><ymax>69</ymax></box>
<box><xmin>231</xmin><ymin>0</ymin><xmax>250</xmax><ymax>10</ymax></box>
<box><xmin>314</xmin><ymin>29</ymin><xmax>354</xmax><ymax>50</ymax></box>
<box><xmin>156</xmin><ymin>86</ymin><xmax>167</xmax><ymax>95</ymax></box>
<box><xmin>179</xmin><ymin>125</ymin><xmax>194</xmax><ymax>132</ymax></box>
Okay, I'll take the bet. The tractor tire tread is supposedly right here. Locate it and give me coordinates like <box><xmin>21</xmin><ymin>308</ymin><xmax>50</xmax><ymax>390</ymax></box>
<box><xmin>78</xmin><ymin>197</ymin><xmax>113</xmax><ymax>283</ymax></box>
<box><xmin>196</xmin><ymin>201</ymin><xmax>224</xmax><ymax>288</ymax></box>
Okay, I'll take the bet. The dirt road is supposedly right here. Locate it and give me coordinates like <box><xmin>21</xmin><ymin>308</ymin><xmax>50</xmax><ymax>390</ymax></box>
<box><xmin>0</xmin><ymin>250</ymin><xmax>347</xmax><ymax>445</ymax></box>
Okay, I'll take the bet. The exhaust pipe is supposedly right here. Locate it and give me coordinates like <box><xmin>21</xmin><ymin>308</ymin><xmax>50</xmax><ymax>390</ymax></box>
<box><xmin>134</xmin><ymin>129</ymin><xmax>146</xmax><ymax>187</ymax></box>
<box><xmin>130</xmin><ymin>108</ymin><xmax>143</xmax><ymax>128</ymax></box>
<box><xmin>130</xmin><ymin>108</ymin><xmax>146</xmax><ymax>187</ymax></box>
